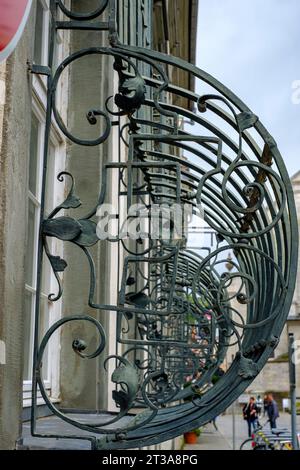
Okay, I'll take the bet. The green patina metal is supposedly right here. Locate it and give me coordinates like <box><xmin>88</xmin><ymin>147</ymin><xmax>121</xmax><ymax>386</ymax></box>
<box><xmin>29</xmin><ymin>0</ymin><xmax>298</xmax><ymax>449</ymax></box>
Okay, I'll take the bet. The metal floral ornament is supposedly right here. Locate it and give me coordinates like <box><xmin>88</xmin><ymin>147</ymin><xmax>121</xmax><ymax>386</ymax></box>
<box><xmin>29</xmin><ymin>0</ymin><xmax>298</xmax><ymax>449</ymax></box>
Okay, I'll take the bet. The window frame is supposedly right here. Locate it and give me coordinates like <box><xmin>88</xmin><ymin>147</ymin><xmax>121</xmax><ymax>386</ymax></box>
<box><xmin>23</xmin><ymin>0</ymin><xmax>69</xmax><ymax>406</ymax></box>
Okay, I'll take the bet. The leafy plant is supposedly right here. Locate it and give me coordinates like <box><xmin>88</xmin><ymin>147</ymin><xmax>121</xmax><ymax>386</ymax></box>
<box><xmin>193</xmin><ymin>427</ymin><xmax>202</xmax><ymax>437</ymax></box>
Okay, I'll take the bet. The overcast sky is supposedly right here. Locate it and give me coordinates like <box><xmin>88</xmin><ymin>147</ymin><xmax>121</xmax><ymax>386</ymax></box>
<box><xmin>196</xmin><ymin>0</ymin><xmax>300</xmax><ymax>177</ymax></box>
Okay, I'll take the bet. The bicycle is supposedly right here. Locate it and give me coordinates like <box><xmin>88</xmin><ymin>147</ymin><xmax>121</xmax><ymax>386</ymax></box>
<box><xmin>240</xmin><ymin>421</ymin><xmax>293</xmax><ymax>450</ymax></box>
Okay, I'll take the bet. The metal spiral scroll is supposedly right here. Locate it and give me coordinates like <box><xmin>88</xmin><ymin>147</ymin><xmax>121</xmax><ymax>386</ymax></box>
<box><xmin>31</xmin><ymin>0</ymin><xmax>298</xmax><ymax>450</ymax></box>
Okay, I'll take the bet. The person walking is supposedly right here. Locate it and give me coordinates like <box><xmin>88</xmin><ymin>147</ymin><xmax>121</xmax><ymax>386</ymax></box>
<box><xmin>210</xmin><ymin>416</ymin><xmax>218</xmax><ymax>431</ymax></box>
<box><xmin>266</xmin><ymin>393</ymin><xmax>279</xmax><ymax>429</ymax></box>
<box><xmin>243</xmin><ymin>397</ymin><xmax>259</xmax><ymax>437</ymax></box>
<box><xmin>263</xmin><ymin>394</ymin><xmax>268</xmax><ymax>417</ymax></box>
<box><xmin>256</xmin><ymin>395</ymin><xmax>263</xmax><ymax>419</ymax></box>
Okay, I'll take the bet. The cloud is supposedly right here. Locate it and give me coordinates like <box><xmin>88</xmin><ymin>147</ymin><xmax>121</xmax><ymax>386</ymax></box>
<box><xmin>197</xmin><ymin>0</ymin><xmax>300</xmax><ymax>175</ymax></box>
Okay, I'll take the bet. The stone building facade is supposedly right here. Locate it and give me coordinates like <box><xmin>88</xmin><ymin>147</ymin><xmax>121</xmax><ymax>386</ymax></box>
<box><xmin>0</xmin><ymin>0</ymin><xmax>199</xmax><ymax>450</ymax></box>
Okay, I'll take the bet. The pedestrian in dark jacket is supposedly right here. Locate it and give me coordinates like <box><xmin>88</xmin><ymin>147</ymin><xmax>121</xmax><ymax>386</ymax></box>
<box><xmin>243</xmin><ymin>397</ymin><xmax>259</xmax><ymax>437</ymax></box>
<box><xmin>263</xmin><ymin>394</ymin><xmax>268</xmax><ymax>416</ymax></box>
<box><xmin>266</xmin><ymin>393</ymin><xmax>279</xmax><ymax>429</ymax></box>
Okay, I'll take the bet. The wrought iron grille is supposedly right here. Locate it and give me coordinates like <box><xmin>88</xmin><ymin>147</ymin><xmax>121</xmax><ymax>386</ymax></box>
<box><xmin>29</xmin><ymin>0</ymin><xmax>298</xmax><ymax>449</ymax></box>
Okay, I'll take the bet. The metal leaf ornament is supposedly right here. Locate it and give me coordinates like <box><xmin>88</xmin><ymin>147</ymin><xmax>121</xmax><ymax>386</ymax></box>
<box><xmin>111</xmin><ymin>358</ymin><xmax>139</xmax><ymax>411</ymax></box>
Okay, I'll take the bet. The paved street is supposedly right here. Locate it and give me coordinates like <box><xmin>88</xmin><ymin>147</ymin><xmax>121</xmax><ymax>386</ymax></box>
<box><xmin>184</xmin><ymin>412</ymin><xmax>300</xmax><ymax>450</ymax></box>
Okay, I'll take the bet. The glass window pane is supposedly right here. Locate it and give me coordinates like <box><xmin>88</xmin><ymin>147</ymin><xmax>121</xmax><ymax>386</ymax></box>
<box><xmin>23</xmin><ymin>291</ymin><xmax>33</xmax><ymax>380</ymax></box>
<box><xmin>25</xmin><ymin>199</ymin><xmax>37</xmax><ymax>287</ymax></box>
<box><xmin>29</xmin><ymin>113</ymin><xmax>39</xmax><ymax>196</ymax></box>
<box><xmin>34</xmin><ymin>0</ymin><xmax>44</xmax><ymax>64</ymax></box>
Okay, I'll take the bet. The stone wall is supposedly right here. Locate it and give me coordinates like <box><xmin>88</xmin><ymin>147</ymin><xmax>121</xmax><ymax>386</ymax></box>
<box><xmin>247</xmin><ymin>361</ymin><xmax>289</xmax><ymax>394</ymax></box>
<box><xmin>0</xmin><ymin>5</ymin><xmax>35</xmax><ymax>450</ymax></box>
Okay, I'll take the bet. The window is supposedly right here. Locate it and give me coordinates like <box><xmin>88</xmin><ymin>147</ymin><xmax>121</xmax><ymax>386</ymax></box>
<box><xmin>23</xmin><ymin>111</ymin><xmax>54</xmax><ymax>383</ymax></box>
<box><xmin>23</xmin><ymin>0</ymin><xmax>68</xmax><ymax>406</ymax></box>
<box><xmin>33</xmin><ymin>1</ymin><xmax>45</xmax><ymax>64</ymax></box>
<box><xmin>33</xmin><ymin>0</ymin><xmax>63</xmax><ymax>69</ymax></box>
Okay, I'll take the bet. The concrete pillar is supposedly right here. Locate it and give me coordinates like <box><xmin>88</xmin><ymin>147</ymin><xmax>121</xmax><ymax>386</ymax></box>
<box><xmin>0</xmin><ymin>10</ymin><xmax>34</xmax><ymax>450</ymax></box>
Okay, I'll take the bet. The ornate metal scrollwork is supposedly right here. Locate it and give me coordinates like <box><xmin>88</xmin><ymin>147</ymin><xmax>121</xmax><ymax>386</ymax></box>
<box><xmin>30</xmin><ymin>0</ymin><xmax>298</xmax><ymax>450</ymax></box>
<box><xmin>56</xmin><ymin>0</ymin><xmax>109</xmax><ymax>21</ymax></box>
